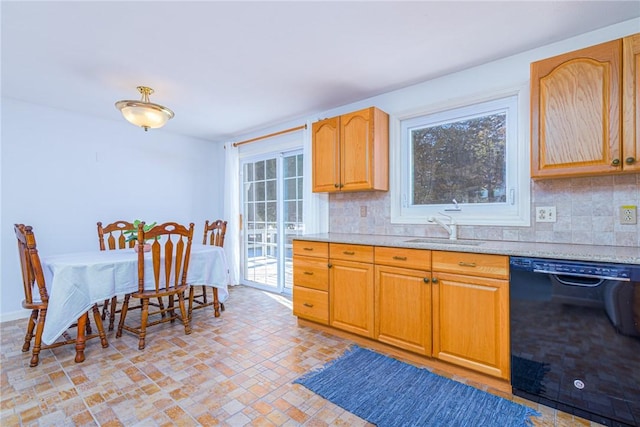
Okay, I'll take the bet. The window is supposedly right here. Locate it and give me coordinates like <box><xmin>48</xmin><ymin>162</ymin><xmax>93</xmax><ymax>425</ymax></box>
<box><xmin>392</xmin><ymin>92</ymin><xmax>530</xmax><ymax>226</ymax></box>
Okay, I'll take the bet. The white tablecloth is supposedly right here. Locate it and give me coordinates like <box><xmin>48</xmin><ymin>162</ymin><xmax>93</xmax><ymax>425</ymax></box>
<box><xmin>40</xmin><ymin>244</ymin><xmax>229</xmax><ymax>345</ymax></box>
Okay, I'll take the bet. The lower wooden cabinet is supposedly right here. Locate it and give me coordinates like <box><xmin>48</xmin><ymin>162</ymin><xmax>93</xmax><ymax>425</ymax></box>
<box><xmin>293</xmin><ymin>241</ymin><xmax>511</xmax><ymax>380</ymax></box>
<box><xmin>329</xmin><ymin>243</ymin><xmax>375</xmax><ymax>337</ymax></box>
<box><xmin>375</xmin><ymin>264</ymin><xmax>432</xmax><ymax>355</ymax></box>
<box><xmin>330</xmin><ymin>257</ymin><xmax>375</xmax><ymax>338</ymax></box>
<box><xmin>293</xmin><ymin>286</ymin><xmax>329</xmax><ymax>325</ymax></box>
<box><xmin>432</xmin><ymin>251</ymin><xmax>510</xmax><ymax>380</ymax></box>
<box><xmin>292</xmin><ymin>241</ymin><xmax>329</xmax><ymax>325</ymax></box>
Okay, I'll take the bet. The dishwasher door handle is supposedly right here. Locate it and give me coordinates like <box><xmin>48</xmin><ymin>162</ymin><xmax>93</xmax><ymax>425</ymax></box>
<box><xmin>533</xmin><ymin>269</ymin><xmax>629</xmax><ymax>283</ymax></box>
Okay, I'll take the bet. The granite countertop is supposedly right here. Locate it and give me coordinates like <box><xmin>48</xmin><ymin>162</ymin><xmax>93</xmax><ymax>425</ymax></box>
<box><xmin>295</xmin><ymin>233</ymin><xmax>640</xmax><ymax>265</ymax></box>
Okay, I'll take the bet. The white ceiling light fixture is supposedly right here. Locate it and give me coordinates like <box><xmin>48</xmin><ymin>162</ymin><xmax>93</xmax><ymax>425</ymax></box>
<box><xmin>115</xmin><ymin>86</ymin><xmax>174</xmax><ymax>131</ymax></box>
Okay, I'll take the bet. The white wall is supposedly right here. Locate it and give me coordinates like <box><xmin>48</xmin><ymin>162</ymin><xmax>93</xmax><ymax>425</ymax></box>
<box><xmin>229</xmin><ymin>18</ymin><xmax>640</xmax><ymax>246</ymax></box>
<box><xmin>303</xmin><ymin>18</ymin><xmax>640</xmax><ymax>245</ymax></box>
<box><xmin>1</xmin><ymin>98</ymin><xmax>225</xmax><ymax>321</ymax></box>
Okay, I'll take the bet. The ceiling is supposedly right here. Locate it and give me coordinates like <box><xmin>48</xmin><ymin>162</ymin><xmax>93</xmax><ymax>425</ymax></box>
<box><xmin>2</xmin><ymin>1</ymin><xmax>639</xmax><ymax>142</ymax></box>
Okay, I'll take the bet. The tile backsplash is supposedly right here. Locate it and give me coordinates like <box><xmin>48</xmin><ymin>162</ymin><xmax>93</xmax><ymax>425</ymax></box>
<box><xmin>328</xmin><ymin>174</ymin><xmax>640</xmax><ymax>247</ymax></box>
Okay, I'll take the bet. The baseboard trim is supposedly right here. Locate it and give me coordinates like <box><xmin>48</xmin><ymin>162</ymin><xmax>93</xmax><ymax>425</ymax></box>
<box><xmin>1</xmin><ymin>309</ymin><xmax>30</xmax><ymax>324</ymax></box>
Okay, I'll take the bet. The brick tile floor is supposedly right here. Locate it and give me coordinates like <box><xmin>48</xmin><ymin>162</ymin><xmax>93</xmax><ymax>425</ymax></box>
<box><xmin>1</xmin><ymin>285</ymin><xmax>603</xmax><ymax>426</ymax></box>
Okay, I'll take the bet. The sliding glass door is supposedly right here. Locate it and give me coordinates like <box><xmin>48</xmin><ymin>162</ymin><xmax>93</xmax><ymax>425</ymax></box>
<box><xmin>240</xmin><ymin>150</ymin><xmax>303</xmax><ymax>294</ymax></box>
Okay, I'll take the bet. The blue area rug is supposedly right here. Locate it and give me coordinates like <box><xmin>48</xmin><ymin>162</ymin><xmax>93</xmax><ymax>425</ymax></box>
<box><xmin>294</xmin><ymin>346</ymin><xmax>540</xmax><ymax>427</ymax></box>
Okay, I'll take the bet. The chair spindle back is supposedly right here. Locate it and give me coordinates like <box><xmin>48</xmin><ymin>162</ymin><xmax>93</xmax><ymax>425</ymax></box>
<box><xmin>138</xmin><ymin>222</ymin><xmax>195</xmax><ymax>294</ymax></box>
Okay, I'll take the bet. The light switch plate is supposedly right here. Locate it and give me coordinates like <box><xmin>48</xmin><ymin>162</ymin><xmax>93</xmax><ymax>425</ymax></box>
<box><xmin>620</xmin><ymin>205</ymin><xmax>637</xmax><ymax>225</ymax></box>
<box><xmin>536</xmin><ymin>206</ymin><xmax>556</xmax><ymax>222</ymax></box>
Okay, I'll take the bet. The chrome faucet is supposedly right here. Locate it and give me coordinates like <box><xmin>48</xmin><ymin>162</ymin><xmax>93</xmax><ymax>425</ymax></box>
<box><xmin>428</xmin><ymin>212</ymin><xmax>457</xmax><ymax>240</ymax></box>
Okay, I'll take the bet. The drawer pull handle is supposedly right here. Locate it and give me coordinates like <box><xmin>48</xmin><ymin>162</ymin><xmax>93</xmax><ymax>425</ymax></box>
<box><xmin>343</xmin><ymin>251</ymin><xmax>355</xmax><ymax>255</ymax></box>
<box><xmin>393</xmin><ymin>256</ymin><xmax>407</xmax><ymax>261</ymax></box>
<box><xmin>458</xmin><ymin>261</ymin><xmax>477</xmax><ymax>267</ymax></box>
<box><xmin>303</xmin><ymin>303</ymin><xmax>314</xmax><ymax>308</ymax></box>
<box><xmin>303</xmin><ymin>247</ymin><xmax>314</xmax><ymax>251</ymax></box>
<box><xmin>303</xmin><ymin>271</ymin><xmax>314</xmax><ymax>275</ymax></box>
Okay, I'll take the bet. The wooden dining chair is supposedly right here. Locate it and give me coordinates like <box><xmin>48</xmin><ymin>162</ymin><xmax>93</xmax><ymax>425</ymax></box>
<box><xmin>97</xmin><ymin>220</ymin><xmax>166</xmax><ymax>330</ymax></box>
<box><xmin>188</xmin><ymin>219</ymin><xmax>227</xmax><ymax>318</ymax></box>
<box><xmin>97</xmin><ymin>220</ymin><xmax>134</xmax><ymax>330</ymax></box>
<box><xmin>15</xmin><ymin>224</ymin><xmax>109</xmax><ymax>367</ymax></box>
<box><xmin>116</xmin><ymin>221</ymin><xmax>194</xmax><ymax>350</ymax></box>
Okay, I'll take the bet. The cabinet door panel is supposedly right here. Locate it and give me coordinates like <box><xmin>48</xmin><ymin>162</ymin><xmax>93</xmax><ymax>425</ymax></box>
<box><xmin>330</xmin><ymin>259</ymin><xmax>374</xmax><ymax>338</ymax></box>
<box><xmin>623</xmin><ymin>33</ymin><xmax>640</xmax><ymax>172</ymax></box>
<box><xmin>432</xmin><ymin>251</ymin><xmax>508</xmax><ymax>280</ymax></box>
<box><xmin>375</xmin><ymin>265</ymin><xmax>431</xmax><ymax>355</ymax></box>
<box><xmin>293</xmin><ymin>256</ymin><xmax>328</xmax><ymax>291</ymax></box>
<box><xmin>293</xmin><ymin>287</ymin><xmax>328</xmax><ymax>325</ymax></box>
<box><xmin>293</xmin><ymin>240</ymin><xmax>328</xmax><ymax>258</ymax></box>
<box><xmin>531</xmin><ymin>39</ymin><xmax>622</xmax><ymax>178</ymax></box>
<box><xmin>340</xmin><ymin>108</ymin><xmax>372</xmax><ymax>190</ymax></box>
<box><xmin>312</xmin><ymin>117</ymin><xmax>340</xmax><ymax>192</ymax></box>
<box><xmin>432</xmin><ymin>272</ymin><xmax>510</xmax><ymax>379</ymax></box>
<box><xmin>374</xmin><ymin>246</ymin><xmax>431</xmax><ymax>270</ymax></box>
<box><xmin>330</xmin><ymin>242</ymin><xmax>374</xmax><ymax>263</ymax></box>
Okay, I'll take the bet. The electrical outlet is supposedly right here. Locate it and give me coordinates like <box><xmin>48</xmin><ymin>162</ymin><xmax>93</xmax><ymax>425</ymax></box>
<box><xmin>620</xmin><ymin>205</ymin><xmax>637</xmax><ymax>225</ymax></box>
<box><xmin>536</xmin><ymin>206</ymin><xmax>556</xmax><ymax>223</ymax></box>
<box><xmin>360</xmin><ymin>206</ymin><xmax>367</xmax><ymax>217</ymax></box>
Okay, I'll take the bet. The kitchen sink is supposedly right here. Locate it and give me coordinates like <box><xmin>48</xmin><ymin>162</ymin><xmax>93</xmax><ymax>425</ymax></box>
<box><xmin>404</xmin><ymin>238</ymin><xmax>484</xmax><ymax>246</ymax></box>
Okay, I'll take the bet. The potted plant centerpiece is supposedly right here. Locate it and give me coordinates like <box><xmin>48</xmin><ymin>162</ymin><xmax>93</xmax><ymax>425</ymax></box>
<box><xmin>124</xmin><ymin>220</ymin><xmax>157</xmax><ymax>252</ymax></box>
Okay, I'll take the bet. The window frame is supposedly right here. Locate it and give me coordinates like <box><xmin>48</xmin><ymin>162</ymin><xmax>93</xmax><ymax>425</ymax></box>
<box><xmin>390</xmin><ymin>86</ymin><xmax>530</xmax><ymax>227</ymax></box>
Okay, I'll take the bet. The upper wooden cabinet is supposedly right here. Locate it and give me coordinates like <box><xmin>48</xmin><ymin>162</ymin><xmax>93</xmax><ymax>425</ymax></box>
<box><xmin>531</xmin><ymin>34</ymin><xmax>640</xmax><ymax>178</ymax></box>
<box><xmin>623</xmin><ymin>34</ymin><xmax>640</xmax><ymax>173</ymax></box>
<box><xmin>312</xmin><ymin>107</ymin><xmax>389</xmax><ymax>192</ymax></box>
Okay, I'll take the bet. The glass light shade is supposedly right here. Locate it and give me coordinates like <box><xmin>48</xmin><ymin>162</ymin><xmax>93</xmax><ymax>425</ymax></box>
<box><xmin>116</xmin><ymin>101</ymin><xmax>174</xmax><ymax>130</ymax></box>
<box><xmin>115</xmin><ymin>86</ymin><xmax>174</xmax><ymax>131</ymax></box>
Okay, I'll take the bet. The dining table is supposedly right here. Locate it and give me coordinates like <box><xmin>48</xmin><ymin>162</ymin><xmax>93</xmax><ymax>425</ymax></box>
<box><xmin>40</xmin><ymin>243</ymin><xmax>230</xmax><ymax>360</ymax></box>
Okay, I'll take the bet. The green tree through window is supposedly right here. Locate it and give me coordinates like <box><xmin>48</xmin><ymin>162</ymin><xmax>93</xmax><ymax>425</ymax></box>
<box><xmin>412</xmin><ymin>113</ymin><xmax>506</xmax><ymax>205</ymax></box>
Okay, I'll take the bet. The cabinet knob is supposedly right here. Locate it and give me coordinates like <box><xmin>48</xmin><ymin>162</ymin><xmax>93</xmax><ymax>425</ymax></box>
<box><xmin>334</xmin><ymin>183</ymin><xmax>339</xmax><ymax>188</ymax></box>
<box><xmin>423</xmin><ymin>277</ymin><xmax>430</xmax><ymax>283</ymax></box>
<box><xmin>611</xmin><ymin>158</ymin><xmax>621</xmax><ymax>166</ymax></box>
<box><xmin>328</xmin><ymin>263</ymin><xmax>332</xmax><ymax>268</ymax></box>
<box><xmin>626</xmin><ymin>157</ymin><xmax>636</xmax><ymax>165</ymax></box>
<box><xmin>432</xmin><ymin>277</ymin><xmax>438</xmax><ymax>283</ymax></box>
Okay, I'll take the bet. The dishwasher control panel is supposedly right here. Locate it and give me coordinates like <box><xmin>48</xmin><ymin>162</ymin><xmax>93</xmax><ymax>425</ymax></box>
<box><xmin>510</xmin><ymin>257</ymin><xmax>634</xmax><ymax>280</ymax></box>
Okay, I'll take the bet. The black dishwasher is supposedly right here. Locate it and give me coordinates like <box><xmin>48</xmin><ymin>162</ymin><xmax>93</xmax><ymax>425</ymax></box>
<box><xmin>510</xmin><ymin>257</ymin><xmax>640</xmax><ymax>427</ymax></box>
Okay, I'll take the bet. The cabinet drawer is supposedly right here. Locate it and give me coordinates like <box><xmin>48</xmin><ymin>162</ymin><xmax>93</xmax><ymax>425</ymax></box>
<box><xmin>293</xmin><ymin>240</ymin><xmax>328</xmax><ymax>258</ymax></box>
<box><xmin>432</xmin><ymin>251</ymin><xmax>509</xmax><ymax>279</ymax></box>
<box><xmin>375</xmin><ymin>246</ymin><xmax>431</xmax><ymax>270</ymax></box>
<box><xmin>330</xmin><ymin>243</ymin><xmax>374</xmax><ymax>263</ymax></box>
<box><xmin>293</xmin><ymin>256</ymin><xmax>328</xmax><ymax>291</ymax></box>
<box><xmin>293</xmin><ymin>287</ymin><xmax>328</xmax><ymax>325</ymax></box>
